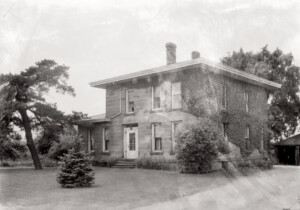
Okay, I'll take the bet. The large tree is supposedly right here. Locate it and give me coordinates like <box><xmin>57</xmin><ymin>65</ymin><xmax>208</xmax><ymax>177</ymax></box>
<box><xmin>0</xmin><ymin>60</ymin><xmax>75</xmax><ymax>169</ymax></box>
<box><xmin>221</xmin><ymin>46</ymin><xmax>300</xmax><ymax>140</ymax></box>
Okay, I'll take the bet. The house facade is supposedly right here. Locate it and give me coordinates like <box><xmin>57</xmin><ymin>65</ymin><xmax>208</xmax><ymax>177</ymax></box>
<box><xmin>78</xmin><ymin>43</ymin><xmax>281</xmax><ymax>162</ymax></box>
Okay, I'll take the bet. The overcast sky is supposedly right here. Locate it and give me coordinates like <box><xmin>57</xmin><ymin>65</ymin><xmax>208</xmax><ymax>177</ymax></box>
<box><xmin>1</xmin><ymin>0</ymin><xmax>300</xmax><ymax>116</ymax></box>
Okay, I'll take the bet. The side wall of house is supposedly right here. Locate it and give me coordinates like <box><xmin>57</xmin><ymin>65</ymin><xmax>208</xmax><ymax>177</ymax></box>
<box><xmin>80</xmin><ymin>65</ymin><xmax>269</xmax><ymax>161</ymax></box>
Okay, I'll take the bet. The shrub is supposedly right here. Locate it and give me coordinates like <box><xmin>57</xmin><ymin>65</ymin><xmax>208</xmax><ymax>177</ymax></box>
<box><xmin>252</xmin><ymin>158</ymin><xmax>273</xmax><ymax>169</ymax></box>
<box><xmin>136</xmin><ymin>157</ymin><xmax>175</xmax><ymax>171</ymax></box>
<box><xmin>48</xmin><ymin>131</ymin><xmax>77</xmax><ymax>160</ymax></box>
<box><xmin>40</xmin><ymin>156</ymin><xmax>58</xmax><ymax>167</ymax></box>
<box><xmin>92</xmin><ymin>157</ymin><xmax>118</xmax><ymax>167</ymax></box>
<box><xmin>217</xmin><ymin>140</ymin><xmax>230</xmax><ymax>154</ymax></box>
<box><xmin>56</xmin><ymin>141</ymin><xmax>95</xmax><ymax>188</ymax></box>
<box><xmin>176</xmin><ymin>119</ymin><xmax>220</xmax><ymax>173</ymax></box>
<box><xmin>1</xmin><ymin>161</ymin><xmax>11</xmax><ymax>167</ymax></box>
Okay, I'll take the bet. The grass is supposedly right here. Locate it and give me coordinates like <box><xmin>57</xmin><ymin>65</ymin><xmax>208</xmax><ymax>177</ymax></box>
<box><xmin>0</xmin><ymin>167</ymin><xmax>228</xmax><ymax>210</ymax></box>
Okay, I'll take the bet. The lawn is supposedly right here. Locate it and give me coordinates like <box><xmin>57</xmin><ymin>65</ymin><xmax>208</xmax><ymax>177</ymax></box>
<box><xmin>0</xmin><ymin>167</ymin><xmax>228</xmax><ymax>210</ymax></box>
<box><xmin>1</xmin><ymin>166</ymin><xmax>300</xmax><ymax>210</ymax></box>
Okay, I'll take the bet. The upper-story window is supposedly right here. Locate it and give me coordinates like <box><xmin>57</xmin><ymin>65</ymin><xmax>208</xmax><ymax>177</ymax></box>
<box><xmin>172</xmin><ymin>82</ymin><xmax>182</xmax><ymax>109</ymax></box>
<box><xmin>222</xmin><ymin>84</ymin><xmax>227</xmax><ymax>109</ymax></box>
<box><xmin>152</xmin><ymin>86</ymin><xmax>161</xmax><ymax>110</ymax></box>
<box><xmin>244</xmin><ymin>92</ymin><xmax>249</xmax><ymax>112</ymax></box>
<box><xmin>126</xmin><ymin>89</ymin><xmax>135</xmax><ymax>114</ymax></box>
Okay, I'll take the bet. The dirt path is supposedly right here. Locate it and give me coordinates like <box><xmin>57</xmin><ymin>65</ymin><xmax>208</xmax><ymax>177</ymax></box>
<box><xmin>136</xmin><ymin>166</ymin><xmax>300</xmax><ymax>210</ymax></box>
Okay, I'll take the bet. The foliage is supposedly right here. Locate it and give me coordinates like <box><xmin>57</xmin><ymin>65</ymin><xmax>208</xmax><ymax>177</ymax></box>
<box><xmin>217</xmin><ymin>140</ymin><xmax>230</xmax><ymax>154</ymax></box>
<box><xmin>176</xmin><ymin>119</ymin><xmax>220</xmax><ymax>173</ymax></box>
<box><xmin>92</xmin><ymin>157</ymin><xmax>118</xmax><ymax>167</ymax></box>
<box><xmin>40</xmin><ymin>155</ymin><xmax>58</xmax><ymax>167</ymax></box>
<box><xmin>252</xmin><ymin>158</ymin><xmax>273</xmax><ymax>169</ymax></box>
<box><xmin>1</xmin><ymin>161</ymin><xmax>11</xmax><ymax>167</ymax></box>
<box><xmin>218</xmin><ymin>109</ymin><xmax>271</xmax><ymax>158</ymax></box>
<box><xmin>136</xmin><ymin>157</ymin><xmax>176</xmax><ymax>171</ymax></box>
<box><xmin>0</xmin><ymin>60</ymin><xmax>75</xmax><ymax>169</ymax></box>
<box><xmin>0</xmin><ymin>125</ymin><xmax>27</xmax><ymax>161</ymax></box>
<box><xmin>48</xmin><ymin>128</ymin><xmax>78</xmax><ymax>161</ymax></box>
<box><xmin>221</xmin><ymin>47</ymin><xmax>300</xmax><ymax>140</ymax></box>
<box><xmin>57</xmin><ymin>141</ymin><xmax>95</xmax><ymax>188</ymax></box>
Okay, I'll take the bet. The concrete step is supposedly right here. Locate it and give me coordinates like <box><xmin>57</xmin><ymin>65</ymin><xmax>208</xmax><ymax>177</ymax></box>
<box><xmin>113</xmin><ymin>160</ymin><xmax>136</xmax><ymax>169</ymax></box>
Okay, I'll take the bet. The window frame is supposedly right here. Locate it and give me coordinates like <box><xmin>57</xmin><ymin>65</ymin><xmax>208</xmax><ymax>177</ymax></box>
<box><xmin>222</xmin><ymin>84</ymin><xmax>227</xmax><ymax>109</ymax></box>
<box><xmin>222</xmin><ymin>123</ymin><xmax>228</xmax><ymax>141</ymax></box>
<box><xmin>103</xmin><ymin>127</ymin><xmax>110</xmax><ymax>152</ymax></box>
<box><xmin>171</xmin><ymin>121</ymin><xmax>182</xmax><ymax>154</ymax></box>
<box><xmin>245</xmin><ymin>125</ymin><xmax>250</xmax><ymax>149</ymax></box>
<box><xmin>171</xmin><ymin>82</ymin><xmax>182</xmax><ymax>109</ymax></box>
<box><xmin>152</xmin><ymin>86</ymin><xmax>161</xmax><ymax>111</ymax></box>
<box><xmin>152</xmin><ymin>123</ymin><xmax>163</xmax><ymax>152</ymax></box>
<box><xmin>244</xmin><ymin>92</ymin><xmax>249</xmax><ymax>113</ymax></box>
<box><xmin>88</xmin><ymin>128</ymin><xmax>94</xmax><ymax>152</ymax></box>
<box><xmin>126</xmin><ymin>89</ymin><xmax>135</xmax><ymax>114</ymax></box>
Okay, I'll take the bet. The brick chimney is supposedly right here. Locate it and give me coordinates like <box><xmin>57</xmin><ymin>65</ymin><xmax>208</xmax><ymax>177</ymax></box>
<box><xmin>192</xmin><ymin>51</ymin><xmax>200</xmax><ymax>59</ymax></box>
<box><xmin>166</xmin><ymin>42</ymin><xmax>176</xmax><ymax>65</ymax></box>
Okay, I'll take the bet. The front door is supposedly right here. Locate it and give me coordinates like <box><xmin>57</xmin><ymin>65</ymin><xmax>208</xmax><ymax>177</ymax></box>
<box><xmin>125</xmin><ymin>128</ymin><xmax>138</xmax><ymax>159</ymax></box>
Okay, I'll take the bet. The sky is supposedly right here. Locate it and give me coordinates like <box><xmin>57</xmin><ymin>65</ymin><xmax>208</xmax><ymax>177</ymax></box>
<box><xmin>1</xmin><ymin>0</ymin><xmax>300</xmax><ymax>117</ymax></box>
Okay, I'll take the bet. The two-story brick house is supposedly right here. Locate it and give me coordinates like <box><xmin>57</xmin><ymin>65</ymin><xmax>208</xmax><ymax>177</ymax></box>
<box><xmin>78</xmin><ymin>43</ymin><xmax>281</xmax><ymax>162</ymax></box>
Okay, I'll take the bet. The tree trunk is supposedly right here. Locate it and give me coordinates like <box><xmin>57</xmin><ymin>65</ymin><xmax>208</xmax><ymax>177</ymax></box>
<box><xmin>19</xmin><ymin>108</ymin><xmax>43</xmax><ymax>170</ymax></box>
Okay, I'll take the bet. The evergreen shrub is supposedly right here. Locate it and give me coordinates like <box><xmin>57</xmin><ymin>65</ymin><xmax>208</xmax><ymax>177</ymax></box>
<box><xmin>56</xmin><ymin>141</ymin><xmax>95</xmax><ymax>188</ymax></box>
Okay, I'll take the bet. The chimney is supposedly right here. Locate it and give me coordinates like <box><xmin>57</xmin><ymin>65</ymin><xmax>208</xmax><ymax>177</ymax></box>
<box><xmin>192</xmin><ymin>51</ymin><xmax>200</xmax><ymax>59</ymax></box>
<box><xmin>166</xmin><ymin>42</ymin><xmax>177</xmax><ymax>65</ymax></box>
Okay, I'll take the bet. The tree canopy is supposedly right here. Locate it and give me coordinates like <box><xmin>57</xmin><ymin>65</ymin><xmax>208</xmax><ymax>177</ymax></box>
<box><xmin>0</xmin><ymin>60</ymin><xmax>75</xmax><ymax>169</ymax></box>
<box><xmin>221</xmin><ymin>46</ymin><xmax>300</xmax><ymax>140</ymax></box>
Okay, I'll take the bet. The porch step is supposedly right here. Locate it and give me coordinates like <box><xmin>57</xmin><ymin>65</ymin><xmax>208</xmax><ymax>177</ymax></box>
<box><xmin>112</xmin><ymin>160</ymin><xmax>136</xmax><ymax>169</ymax></box>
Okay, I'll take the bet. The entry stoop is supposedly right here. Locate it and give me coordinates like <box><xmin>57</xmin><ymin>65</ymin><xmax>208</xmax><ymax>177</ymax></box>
<box><xmin>112</xmin><ymin>159</ymin><xmax>136</xmax><ymax>169</ymax></box>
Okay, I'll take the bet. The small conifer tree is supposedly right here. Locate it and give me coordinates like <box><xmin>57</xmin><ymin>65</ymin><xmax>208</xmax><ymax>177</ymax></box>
<box><xmin>56</xmin><ymin>141</ymin><xmax>95</xmax><ymax>188</ymax></box>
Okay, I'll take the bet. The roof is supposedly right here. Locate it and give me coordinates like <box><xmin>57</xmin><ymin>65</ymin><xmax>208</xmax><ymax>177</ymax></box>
<box><xmin>77</xmin><ymin>113</ymin><xmax>111</xmax><ymax>126</ymax></box>
<box><xmin>275</xmin><ymin>133</ymin><xmax>300</xmax><ymax>146</ymax></box>
<box><xmin>90</xmin><ymin>57</ymin><xmax>282</xmax><ymax>89</ymax></box>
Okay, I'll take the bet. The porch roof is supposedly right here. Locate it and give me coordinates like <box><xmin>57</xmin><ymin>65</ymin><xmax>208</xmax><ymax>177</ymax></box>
<box><xmin>77</xmin><ymin>113</ymin><xmax>110</xmax><ymax>126</ymax></box>
<box><xmin>275</xmin><ymin>134</ymin><xmax>300</xmax><ymax>146</ymax></box>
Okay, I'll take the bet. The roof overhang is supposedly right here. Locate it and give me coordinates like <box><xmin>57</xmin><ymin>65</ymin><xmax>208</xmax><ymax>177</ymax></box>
<box><xmin>76</xmin><ymin>114</ymin><xmax>111</xmax><ymax>126</ymax></box>
<box><xmin>89</xmin><ymin>58</ymin><xmax>281</xmax><ymax>90</ymax></box>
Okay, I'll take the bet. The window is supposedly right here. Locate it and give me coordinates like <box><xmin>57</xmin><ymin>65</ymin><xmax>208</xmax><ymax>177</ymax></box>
<box><xmin>152</xmin><ymin>123</ymin><xmax>162</xmax><ymax>151</ymax></box>
<box><xmin>222</xmin><ymin>123</ymin><xmax>228</xmax><ymax>141</ymax></box>
<box><xmin>103</xmin><ymin>128</ymin><xmax>109</xmax><ymax>152</ymax></box>
<box><xmin>244</xmin><ymin>92</ymin><xmax>249</xmax><ymax>112</ymax></box>
<box><xmin>261</xmin><ymin>129</ymin><xmax>264</xmax><ymax>150</ymax></box>
<box><xmin>126</xmin><ymin>89</ymin><xmax>134</xmax><ymax>113</ymax></box>
<box><xmin>152</xmin><ymin>86</ymin><xmax>161</xmax><ymax>110</ymax></box>
<box><xmin>222</xmin><ymin>84</ymin><xmax>227</xmax><ymax>109</ymax></box>
<box><xmin>245</xmin><ymin>125</ymin><xmax>250</xmax><ymax>149</ymax></box>
<box><xmin>172</xmin><ymin>121</ymin><xmax>182</xmax><ymax>153</ymax></box>
<box><xmin>88</xmin><ymin>129</ymin><xmax>94</xmax><ymax>152</ymax></box>
<box><xmin>172</xmin><ymin>82</ymin><xmax>182</xmax><ymax>109</ymax></box>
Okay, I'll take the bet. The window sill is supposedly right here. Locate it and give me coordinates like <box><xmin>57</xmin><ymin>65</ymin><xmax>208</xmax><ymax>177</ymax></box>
<box><xmin>150</xmin><ymin>109</ymin><xmax>163</xmax><ymax>113</ymax></box>
<box><xmin>101</xmin><ymin>151</ymin><xmax>110</xmax><ymax>155</ymax></box>
<box><xmin>125</xmin><ymin>112</ymin><xmax>135</xmax><ymax>116</ymax></box>
<box><xmin>171</xmin><ymin>108</ymin><xmax>183</xmax><ymax>111</ymax></box>
<box><xmin>150</xmin><ymin>151</ymin><xmax>164</xmax><ymax>155</ymax></box>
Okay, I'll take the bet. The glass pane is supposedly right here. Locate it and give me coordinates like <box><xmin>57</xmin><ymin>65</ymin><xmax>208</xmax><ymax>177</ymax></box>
<box><xmin>128</xmin><ymin>101</ymin><xmax>134</xmax><ymax>112</ymax></box>
<box><xmin>128</xmin><ymin>90</ymin><xmax>134</xmax><ymax>101</ymax></box>
<box><xmin>155</xmin><ymin>138</ymin><xmax>162</xmax><ymax>150</ymax></box>
<box><xmin>153</xmin><ymin>97</ymin><xmax>160</xmax><ymax>109</ymax></box>
<box><xmin>105</xmin><ymin>140</ymin><xmax>109</xmax><ymax>151</ymax></box>
<box><xmin>172</xmin><ymin>83</ymin><xmax>181</xmax><ymax>95</ymax></box>
<box><xmin>154</xmin><ymin>124</ymin><xmax>163</xmax><ymax>137</ymax></box>
<box><xmin>129</xmin><ymin>133</ymin><xmax>135</xmax><ymax>151</ymax></box>
<box><xmin>172</xmin><ymin>94</ymin><xmax>182</xmax><ymax>108</ymax></box>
